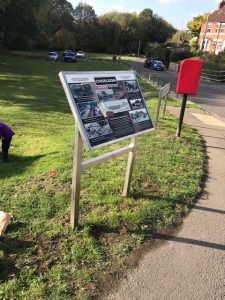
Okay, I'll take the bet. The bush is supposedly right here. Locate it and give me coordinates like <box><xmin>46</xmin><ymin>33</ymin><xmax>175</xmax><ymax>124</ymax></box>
<box><xmin>171</xmin><ymin>49</ymin><xmax>193</xmax><ymax>62</ymax></box>
<box><xmin>202</xmin><ymin>52</ymin><xmax>225</xmax><ymax>64</ymax></box>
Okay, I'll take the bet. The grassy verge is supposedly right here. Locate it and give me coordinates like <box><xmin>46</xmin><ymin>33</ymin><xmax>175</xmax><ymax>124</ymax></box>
<box><xmin>87</xmin><ymin>52</ymin><xmax>144</xmax><ymax>62</ymax></box>
<box><xmin>0</xmin><ymin>55</ymin><xmax>205</xmax><ymax>299</ymax></box>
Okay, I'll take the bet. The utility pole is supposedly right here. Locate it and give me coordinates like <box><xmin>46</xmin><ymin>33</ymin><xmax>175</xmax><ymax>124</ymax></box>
<box><xmin>137</xmin><ymin>41</ymin><xmax>141</xmax><ymax>57</ymax></box>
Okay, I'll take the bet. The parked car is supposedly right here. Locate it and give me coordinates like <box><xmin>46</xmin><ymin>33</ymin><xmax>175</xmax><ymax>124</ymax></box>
<box><xmin>144</xmin><ymin>58</ymin><xmax>154</xmax><ymax>68</ymax></box>
<box><xmin>64</xmin><ymin>51</ymin><xmax>76</xmax><ymax>63</ymax></box>
<box><xmin>47</xmin><ymin>52</ymin><xmax>59</xmax><ymax>61</ymax></box>
<box><xmin>153</xmin><ymin>60</ymin><xmax>164</xmax><ymax>71</ymax></box>
<box><xmin>63</xmin><ymin>49</ymin><xmax>74</xmax><ymax>56</ymax></box>
<box><xmin>144</xmin><ymin>58</ymin><xmax>164</xmax><ymax>71</ymax></box>
<box><xmin>76</xmin><ymin>51</ymin><xmax>85</xmax><ymax>58</ymax></box>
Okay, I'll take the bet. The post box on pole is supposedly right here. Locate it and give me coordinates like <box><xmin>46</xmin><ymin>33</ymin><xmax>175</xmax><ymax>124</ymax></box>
<box><xmin>176</xmin><ymin>59</ymin><xmax>203</xmax><ymax>137</ymax></box>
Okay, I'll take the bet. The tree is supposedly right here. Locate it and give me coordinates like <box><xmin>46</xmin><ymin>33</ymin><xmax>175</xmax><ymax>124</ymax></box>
<box><xmin>171</xmin><ymin>30</ymin><xmax>192</xmax><ymax>45</ymax></box>
<box><xmin>73</xmin><ymin>2</ymin><xmax>99</xmax><ymax>51</ymax></box>
<box><xmin>189</xmin><ymin>37</ymin><xmax>199</xmax><ymax>54</ymax></box>
<box><xmin>0</xmin><ymin>0</ymin><xmax>39</xmax><ymax>49</ymax></box>
<box><xmin>187</xmin><ymin>14</ymin><xmax>208</xmax><ymax>37</ymax></box>
<box><xmin>137</xmin><ymin>8</ymin><xmax>154</xmax><ymax>48</ymax></box>
<box><xmin>35</xmin><ymin>0</ymin><xmax>75</xmax><ymax>49</ymax></box>
<box><xmin>137</xmin><ymin>9</ymin><xmax>175</xmax><ymax>51</ymax></box>
<box><xmin>99</xmin><ymin>9</ymin><xmax>175</xmax><ymax>55</ymax></box>
<box><xmin>152</xmin><ymin>15</ymin><xmax>175</xmax><ymax>43</ymax></box>
<box><xmin>0</xmin><ymin>0</ymin><xmax>11</xmax><ymax>11</ymax></box>
<box><xmin>99</xmin><ymin>12</ymin><xmax>138</xmax><ymax>54</ymax></box>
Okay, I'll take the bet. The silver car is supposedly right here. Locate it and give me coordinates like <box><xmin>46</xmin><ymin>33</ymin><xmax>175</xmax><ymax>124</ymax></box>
<box><xmin>76</xmin><ymin>51</ymin><xmax>85</xmax><ymax>58</ymax></box>
<box><xmin>47</xmin><ymin>52</ymin><xmax>59</xmax><ymax>61</ymax></box>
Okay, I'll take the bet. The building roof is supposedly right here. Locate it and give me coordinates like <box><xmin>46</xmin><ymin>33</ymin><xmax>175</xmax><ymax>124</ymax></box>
<box><xmin>208</xmin><ymin>3</ymin><xmax>225</xmax><ymax>23</ymax></box>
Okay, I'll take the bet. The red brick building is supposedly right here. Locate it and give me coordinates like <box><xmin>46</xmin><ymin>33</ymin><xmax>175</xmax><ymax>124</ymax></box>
<box><xmin>198</xmin><ymin>1</ymin><xmax>225</xmax><ymax>54</ymax></box>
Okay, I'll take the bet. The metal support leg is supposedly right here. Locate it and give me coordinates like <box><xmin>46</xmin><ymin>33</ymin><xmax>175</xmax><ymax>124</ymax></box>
<box><xmin>122</xmin><ymin>137</ymin><xmax>137</xmax><ymax>197</ymax></box>
<box><xmin>70</xmin><ymin>124</ymin><xmax>83</xmax><ymax>229</ymax></box>
<box><xmin>162</xmin><ymin>95</ymin><xmax>168</xmax><ymax>119</ymax></box>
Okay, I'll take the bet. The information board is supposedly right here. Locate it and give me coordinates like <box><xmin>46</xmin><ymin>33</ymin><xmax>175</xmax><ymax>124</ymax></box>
<box><xmin>59</xmin><ymin>71</ymin><xmax>154</xmax><ymax>150</ymax></box>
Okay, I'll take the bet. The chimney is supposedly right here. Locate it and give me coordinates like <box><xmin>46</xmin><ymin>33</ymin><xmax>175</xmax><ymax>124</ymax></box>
<box><xmin>218</xmin><ymin>0</ymin><xmax>225</xmax><ymax>9</ymax></box>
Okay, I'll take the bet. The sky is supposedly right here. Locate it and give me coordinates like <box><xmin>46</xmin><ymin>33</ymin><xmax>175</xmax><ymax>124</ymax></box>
<box><xmin>69</xmin><ymin>0</ymin><xmax>221</xmax><ymax>29</ymax></box>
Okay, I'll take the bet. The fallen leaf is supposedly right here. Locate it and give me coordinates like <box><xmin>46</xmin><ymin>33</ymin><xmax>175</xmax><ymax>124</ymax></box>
<box><xmin>49</xmin><ymin>171</ymin><xmax>57</xmax><ymax>177</ymax></box>
<box><xmin>119</xmin><ymin>226</ymin><xmax>128</xmax><ymax>235</ymax></box>
<box><xmin>143</xmin><ymin>224</ymin><xmax>151</xmax><ymax>230</ymax></box>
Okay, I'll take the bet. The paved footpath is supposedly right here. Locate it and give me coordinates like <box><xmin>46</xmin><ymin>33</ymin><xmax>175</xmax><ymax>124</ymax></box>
<box><xmin>104</xmin><ymin>107</ymin><xmax>225</xmax><ymax>300</ymax></box>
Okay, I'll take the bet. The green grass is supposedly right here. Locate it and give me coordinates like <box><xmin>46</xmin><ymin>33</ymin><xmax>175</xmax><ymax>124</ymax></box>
<box><xmin>87</xmin><ymin>52</ymin><xmax>144</xmax><ymax>62</ymax></box>
<box><xmin>0</xmin><ymin>55</ymin><xmax>205</xmax><ymax>299</ymax></box>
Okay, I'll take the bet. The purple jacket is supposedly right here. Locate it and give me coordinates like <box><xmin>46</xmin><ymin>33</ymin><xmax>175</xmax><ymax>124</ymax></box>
<box><xmin>0</xmin><ymin>123</ymin><xmax>15</xmax><ymax>139</ymax></box>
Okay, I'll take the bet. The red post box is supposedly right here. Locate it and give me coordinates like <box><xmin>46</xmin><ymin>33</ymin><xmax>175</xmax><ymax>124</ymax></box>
<box><xmin>176</xmin><ymin>59</ymin><xmax>203</xmax><ymax>95</ymax></box>
<box><xmin>175</xmin><ymin>59</ymin><xmax>203</xmax><ymax>137</ymax></box>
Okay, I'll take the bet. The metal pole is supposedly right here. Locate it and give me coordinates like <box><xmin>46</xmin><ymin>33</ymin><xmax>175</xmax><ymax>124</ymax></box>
<box><xmin>155</xmin><ymin>94</ymin><xmax>162</xmax><ymax>128</ymax></box>
<box><xmin>176</xmin><ymin>94</ymin><xmax>188</xmax><ymax>137</ymax></box>
<box><xmin>122</xmin><ymin>137</ymin><xmax>137</xmax><ymax>197</ymax></box>
<box><xmin>137</xmin><ymin>41</ymin><xmax>141</xmax><ymax>57</ymax></box>
<box><xmin>70</xmin><ymin>124</ymin><xmax>83</xmax><ymax>229</ymax></box>
<box><xmin>162</xmin><ymin>94</ymin><xmax>168</xmax><ymax>119</ymax></box>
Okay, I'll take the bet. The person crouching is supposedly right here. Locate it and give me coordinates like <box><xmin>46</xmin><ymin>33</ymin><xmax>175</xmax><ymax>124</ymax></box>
<box><xmin>0</xmin><ymin>122</ymin><xmax>15</xmax><ymax>163</ymax></box>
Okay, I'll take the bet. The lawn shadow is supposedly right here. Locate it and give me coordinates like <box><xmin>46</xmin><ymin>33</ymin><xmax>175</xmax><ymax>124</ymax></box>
<box><xmin>0</xmin><ymin>236</ymin><xmax>34</xmax><ymax>283</ymax></box>
<box><xmin>0</xmin><ymin>154</ymin><xmax>45</xmax><ymax>179</ymax></box>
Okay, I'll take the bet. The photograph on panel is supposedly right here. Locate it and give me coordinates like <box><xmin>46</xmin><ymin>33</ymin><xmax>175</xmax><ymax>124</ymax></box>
<box><xmin>111</xmin><ymin>81</ymin><xmax>127</xmax><ymax>100</ymax></box>
<box><xmin>84</xmin><ymin>120</ymin><xmax>113</xmax><ymax>139</ymax></box>
<box><xmin>129</xmin><ymin>108</ymin><xmax>150</xmax><ymax>124</ymax></box>
<box><xmin>69</xmin><ymin>83</ymin><xmax>95</xmax><ymax>102</ymax></box>
<box><xmin>129</xmin><ymin>99</ymin><xmax>144</xmax><ymax>110</ymax></box>
<box><xmin>98</xmin><ymin>98</ymin><xmax>131</xmax><ymax>116</ymax></box>
<box><xmin>96</xmin><ymin>89</ymin><xmax>114</xmax><ymax>101</ymax></box>
<box><xmin>77</xmin><ymin>102</ymin><xmax>103</xmax><ymax>119</ymax></box>
<box><xmin>123</xmin><ymin>80</ymin><xmax>142</xmax><ymax>100</ymax></box>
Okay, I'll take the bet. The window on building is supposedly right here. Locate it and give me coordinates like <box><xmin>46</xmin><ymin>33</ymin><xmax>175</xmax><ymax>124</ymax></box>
<box><xmin>216</xmin><ymin>25</ymin><xmax>220</xmax><ymax>33</ymax></box>
<box><xmin>220</xmin><ymin>24</ymin><xmax>225</xmax><ymax>33</ymax></box>
<box><xmin>202</xmin><ymin>40</ymin><xmax>210</xmax><ymax>51</ymax></box>
<box><xmin>217</xmin><ymin>41</ymin><xmax>222</xmax><ymax>50</ymax></box>
<box><xmin>207</xmin><ymin>26</ymin><xmax>211</xmax><ymax>32</ymax></box>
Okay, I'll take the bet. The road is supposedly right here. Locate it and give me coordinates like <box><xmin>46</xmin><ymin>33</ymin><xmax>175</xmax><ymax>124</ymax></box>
<box><xmin>129</xmin><ymin>61</ymin><xmax>225</xmax><ymax>119</ymax></box>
